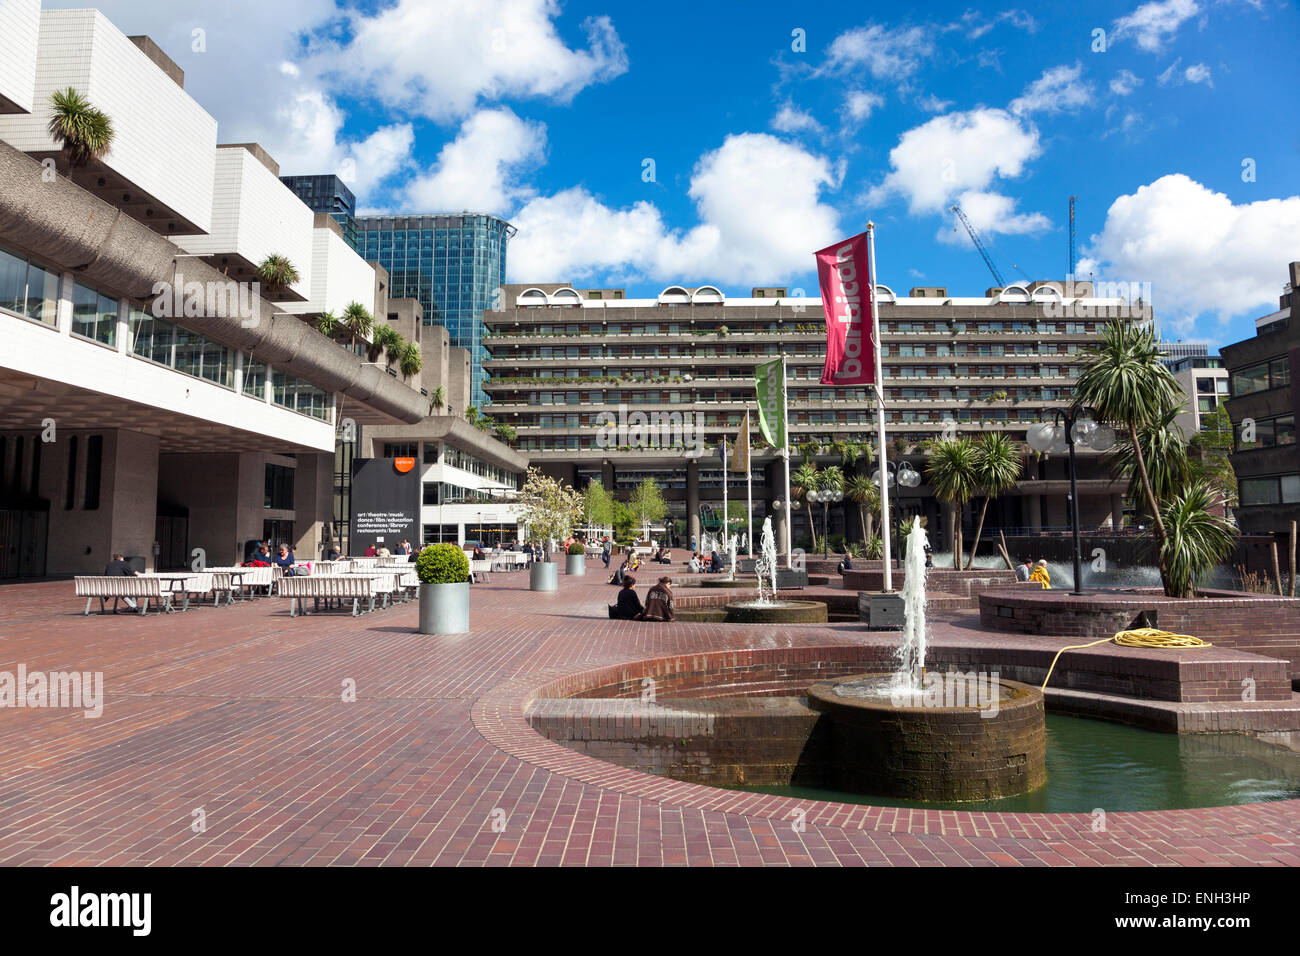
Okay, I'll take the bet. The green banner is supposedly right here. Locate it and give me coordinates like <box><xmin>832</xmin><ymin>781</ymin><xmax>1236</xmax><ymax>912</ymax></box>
<box><xmin>754</xmin><ymin>359</ymin><xmax>786</xmax><ymax>450</ymax></box>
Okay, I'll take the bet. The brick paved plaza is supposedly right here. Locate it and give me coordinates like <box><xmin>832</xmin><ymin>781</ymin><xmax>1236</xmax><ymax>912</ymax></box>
<box><xmin>1</xmin><ymin>571</ymin><xmax>1298</xmax><ymax>867</ymax></box>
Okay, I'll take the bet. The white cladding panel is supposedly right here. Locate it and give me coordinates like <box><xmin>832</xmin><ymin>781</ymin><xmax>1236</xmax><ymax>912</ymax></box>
<box><xmin>0</xmin><ymin>0</ymin><xmax>41</xmax><ymax>113</ymax></box>
<box><xmin>178</xmin><ymin>148</ymin><xmax>314</xmax><ymax>298</ymax></box>
<box><xmin>0</xmin><ymin>10</ymin><xmax>217</xmax><ymax>231</ymax></box>
<box><xmin>281</xmin><ymin>227</ymin><xmax>376</xmax><ymax>317</ymax></box>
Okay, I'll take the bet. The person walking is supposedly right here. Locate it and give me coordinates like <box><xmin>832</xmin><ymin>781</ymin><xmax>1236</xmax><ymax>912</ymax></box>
<box><xmin>601</xmin><ymin>537</ymin><xmax>612</xmax><ymax>569</ymax></box>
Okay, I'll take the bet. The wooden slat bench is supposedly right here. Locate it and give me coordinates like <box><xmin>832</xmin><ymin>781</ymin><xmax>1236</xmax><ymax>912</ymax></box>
<box><xmin>74</xmin><ymin>576</ymin><xmax>171</xmax><ymax>615</ymax></box>
<box><xmin>278</xmin><ymin>575</ymin><xmax>376</xmax><ymax>616</ymax></box>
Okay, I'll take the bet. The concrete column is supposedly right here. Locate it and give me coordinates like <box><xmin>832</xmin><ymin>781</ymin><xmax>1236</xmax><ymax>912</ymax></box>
<box><xmin>686</xmin><ymin>458</ymin><xmax>700</xmax><ymax>545</ymax></box>
<box><xmin>1027</xmin><ymin>494</ymin><xmax>1042</xmax><ymax>531</ymax></box>
<box><xmin>1110</xmin><ymin>494</ymin><xmax>1124</xmax><ymax>530</ymax></box>
<box><xmin>292</xmin><ymin>452</ymin><xmax>334</xmax><ymax>559</ymax></box>
<box><xmin>601</xmin><ymin>458</ymin><xmax>615</xmax><ymax>491</ymax></box>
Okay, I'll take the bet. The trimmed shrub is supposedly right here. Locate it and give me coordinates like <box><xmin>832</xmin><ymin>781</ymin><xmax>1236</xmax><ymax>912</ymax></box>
<box><xmin>415</xmin><ymin>543</ymin><xmax>469</xmax><ymax>584</ymax></box>
<box><xmin>568</xmin><ymin>541</ymin><xmax>586</xmax><ymax>555</ymax></box>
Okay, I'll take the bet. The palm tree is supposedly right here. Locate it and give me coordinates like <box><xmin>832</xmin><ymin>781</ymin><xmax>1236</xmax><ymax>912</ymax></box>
<box><xmin>1158</xmin><ymin>481</ymin><xmax>1237</xmax><ymax>599</ymax></box>
<box><xmin>965</xmin><ymin>433</ymin><xmax>1022</xmax><ymax>569</ymax></box>
<box><xmin>47</xmin><ymin>88</ymin><xmax>114</xmax><ymax>168</ymax></box>
<box><xmin>845</xmin><ymin>473</ymin><xmax>881</xmax><ymax>547</ymax></box>
<box><xmin>341</xmin><ymin>302</ymin><xmax>374</xmax><ymax>352</ymax></box>
<box><xmin>398</xmin><ymin>342</ymin><xmax>422</xmax><ymax>380</ymax></box>
<box><xmin>1109</xmin><ymin>404</ymin><xmax>1190</xmax><ymax>520</ymax></box>
<box><xmin>255</xmin><ymin>254</ymin><xmax>300</xmax><ymax>297</ymax></box>
<box><xmin>314</xmin><ymin>310</ymin><xmax>339</xmax><ymax>338</ymax></box>
<box><xmin>431</xmin><ymin>385</ymin><xmax>446</xmax><ymax>413</ymax></box>
<box><xmin>372</xmin><ymin>325</ymin><xmax>401</xmax><ymax>365</ymax></box>
<box><xmin>926</xmin><ymin>438</ymin><xmax>978</xmax><ymax>569</ymax></box>
<box><xmin>1072</xmin><ymin>320</ymin><xmax>1183</xmax><ymax>590</ymax></box>
<box><xmin>816</xmin><ymin>465</ymin><xmax>845</xmax><ymax>552</ymax></box>
<box><xmin>791</xmin><ymin>462</ymin><xmax>820</xmax><ymax>551</ymax></box>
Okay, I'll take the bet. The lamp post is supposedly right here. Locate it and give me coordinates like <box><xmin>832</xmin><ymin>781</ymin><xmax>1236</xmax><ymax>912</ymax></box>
<box><xmin>871</xmin><ymin>461</ymin><xmax>921</xmax><ymax>568</ymax></box>
<box><xmin>1026</xmin><ymin>412</ymin><xmax>1115</xmax><ymax>596</ymax></box>
<box><xmin>806</xmin><ymin>488</ymin><xmax>845</xmax><ymax>559</ymax></box>
<box><xmin>771</xmin><ymin>498</ymin><xmax>800</xmax><ymax>553</ymax></box>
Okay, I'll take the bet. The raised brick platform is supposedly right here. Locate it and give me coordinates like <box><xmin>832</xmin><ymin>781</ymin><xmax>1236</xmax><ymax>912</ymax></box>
<box><xmin>978</xmin><ymin>587</ymin><xmax>1300</xmax><ymax>681</ymax></box>
<box><xmin>843</xmin><ymin>567</ymin><xmax>1020</xmax><ymax>609</ymax></box>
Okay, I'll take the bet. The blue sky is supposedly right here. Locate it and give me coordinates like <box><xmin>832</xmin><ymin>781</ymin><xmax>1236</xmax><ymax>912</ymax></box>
<box><xmin>62</xmin><ymin>0</ymin><xmax>1300</xmax><ymax>347</ymax></box>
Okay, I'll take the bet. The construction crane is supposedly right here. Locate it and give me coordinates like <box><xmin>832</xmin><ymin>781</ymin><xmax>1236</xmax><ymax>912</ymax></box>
<box><xmin>949</xmin><ymin>203</ymin><xmax>1005</xmax><ymax>288</ymax></box>
<box><xmin>1068</xmin><ymin>195</ymin><xmax>1078</xmax><ymax>277</ymax></box>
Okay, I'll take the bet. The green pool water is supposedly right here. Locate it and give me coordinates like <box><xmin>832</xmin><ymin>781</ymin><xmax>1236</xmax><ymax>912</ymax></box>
<box><xmin>735</xmin><ymin>715</ymin><xmax>1300</xmax><ymax>812</ymax></box>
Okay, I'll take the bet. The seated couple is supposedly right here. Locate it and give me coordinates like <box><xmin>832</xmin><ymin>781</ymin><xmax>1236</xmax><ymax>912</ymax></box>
<box><xmin>608</xmin><ymin>576</ymin><xmax>675</xmax><ymax>621</ymax></box>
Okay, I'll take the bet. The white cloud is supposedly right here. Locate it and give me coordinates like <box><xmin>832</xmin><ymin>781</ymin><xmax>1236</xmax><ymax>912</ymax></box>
<box><xmin>1110</xmin><ymin>69</ymin><xmax>1143</xmax><ymax>96</ymax></box>
<box><xmin>403</xmin><ymin>109</ymin><xmax>545</xmax><ymax>215</ymax></box>
<box><xmin>916</xmin><ymin>93</ymin><xmax>954</xmax><ymax>113</ymax></box>
<box><xmin>1112</xmin><ymin>0</ymin><xmax>1200</xmax><ymax>53</ymax></box>
<box><xmin>958</xmin><ymin>9</ymin><xmax>1039</xmax><ymax>39</ymax></box>
<box><xmin>1183</xmin><ymin>62</ymin><xmax>1213</xmax><ymax>85</ymax></box>
<box><xmin>509</xmin><ymin>134</ymin><xmax>841</xmax><ymax>284</ymax></box>
<box><xmin>867</xmin><ymin>108</ymin><xmax>1041</xmax><ymax>213</ymax></box>
<box><xmin>321</xmin><ymin>0</ymin><xmax>628</xmax><ymax>122</ymax></box>
<box><xmin>825</xmin><ymin>24</ymin><xmax>936</xmax><ymax>84</ymax></box>
<box><xmin>1079</xmin><ymin>174</ymin><xmax>1300</xmax><ymax>326</ymax></box>
<box><xmin>938</xmin><ymin>190</ymin><xmax>1050</xmax><ymax>245</ymax></box>
<box><xmin>1157</xmin><ymin>57</ymin><xmax>1214</xmax><ymax>87</ymax></box>
<box><xmin>1009</xmin><ymin>63</ymin><xmax>1094</xmax><ymax>116</ymax></box>
<box><xmin>771</xmin><ymin>103</ymin><xmax>825</xmax><ymax>135</ymax></box>
<box><xmin>842</xmin><ymin>90</ymin><xmax>885</xmax><ymax>123</ymax></box>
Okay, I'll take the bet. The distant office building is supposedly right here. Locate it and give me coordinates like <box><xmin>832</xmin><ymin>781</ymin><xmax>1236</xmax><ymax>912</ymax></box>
<box><xmin>1159</xmin><ymin>340</ymin><xmax>1209</xmax><ymax>365</ymax></box>
<box><xmin>1168</xmin><ymin>354</ymin><xmax>1228</xmax><ymax>435</ymax></box>
<box><xmin>1221</xmin><ymin>261</ymin><xmax>1300</xmax><ymax>533</ymax></box>
<box><xmin>353</xmin><ymin>213</ymin><xmax>515</xmax><ymax>409</ymax></box>
<box><xmin>280</xmin><ymin>173</ymin><xmax>358</xmax><ymax>247</ymax></box>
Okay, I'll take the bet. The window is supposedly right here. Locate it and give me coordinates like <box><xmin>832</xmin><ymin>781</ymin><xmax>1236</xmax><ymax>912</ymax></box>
<box><xmin>71</xmin><ymin>282</ymin><xmax>118</xmax><ymax>346</ymax></box>
<box><xmin>130</xmin><ymin>308</ymin><xmax>174</xmax><ymax>365</ymax></box>
<box><xmin>83</xmin><ymin>434</ymin><xmax>102</xmax><ymax>510</ymax></box>
<box><xmin>242</xmin><ymin>358</ymin><xmax>266</xmax><ymax>399</ymax></box>
<box><xmin>0</xmin><ymin>244</ymin><xmax>59</xmax><ymax>326</ymax></box>
<box><xmin>1232</xmin><ymin>358</ymin><xmax>1289</xmax><ymax>396</ymax></box>
<box><xmin>1236</xmin><ymin>414</ymin><xmax>1295</xmax><ymax>450</ymax></box>
<box><xmin>273</xmin><ymin>372</ymin><xmax>330</xmax><ymax>420</ymax></box>
<box><xmin>1239</xmin><ymin>475</ymin><xmax>1300</xmax><ymax>506</ymax></box>
<box><xmin>264</xmin><ymin>464</ymin><xmax>295</xmax><ymax>510</ymax></box>
<box><xmin>383</xmin><ymin>443</ymin><xmax>419</xmax><ymax>458</ymax></box>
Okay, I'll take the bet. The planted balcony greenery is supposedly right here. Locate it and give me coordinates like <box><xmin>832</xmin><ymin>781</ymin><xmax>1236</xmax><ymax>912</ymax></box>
<box><xmin>47</xmin><ymin>88</ymin><xmax>114</xmax><ymax>168</ymax></box>
<box><xmin>399</xmin><ymin>342</ymin><xmax>422</xmax><ymax>380</ymax></box>
<box><xmin>255</xmin><ymin>254</ymin><xmax>300</xmax><ymax>296</ymax></box>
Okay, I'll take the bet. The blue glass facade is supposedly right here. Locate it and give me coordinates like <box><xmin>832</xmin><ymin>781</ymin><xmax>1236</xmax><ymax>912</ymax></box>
<box><xmin>279</xmin><ymin>174</ymin><xmax>359</xmax><ymax>247</ymax></box>
<box><xmin>352</xmin><ymin>214</ymin><xmax>513</xmax><ymax>408</ymax></box>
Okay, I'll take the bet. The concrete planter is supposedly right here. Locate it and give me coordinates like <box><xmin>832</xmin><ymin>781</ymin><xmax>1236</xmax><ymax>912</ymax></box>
<box><xmin>530</xmin><ymin>561</ymin><xmax>559</xmax><ymax>591</ymax></box>
<box><xmin>418</xmin><ymin>581</ymin><xmax>469</xmax><ymax>634</ymax></box>
<box><xmin>565</xmin><ymin>553</ymin><xmax>586</xmax><ymax>576</ymax></box>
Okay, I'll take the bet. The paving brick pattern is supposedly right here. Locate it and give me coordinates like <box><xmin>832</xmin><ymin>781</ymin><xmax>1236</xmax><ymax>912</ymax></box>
<box><xmin>0</xmin><ymin>573</ymin><xmax>1298</xmax><ymax>866</ymax></box>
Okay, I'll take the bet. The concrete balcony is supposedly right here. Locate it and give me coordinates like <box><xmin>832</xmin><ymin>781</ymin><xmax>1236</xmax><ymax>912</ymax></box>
<box><xmin>0</xmin><ymin>10</ymin><xmax>217</xmax><ymax>235</ymax></box>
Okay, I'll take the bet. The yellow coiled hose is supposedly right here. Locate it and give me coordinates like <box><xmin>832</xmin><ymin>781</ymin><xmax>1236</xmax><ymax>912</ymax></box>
<box><xmin>1040</xmin><ymin>627</ymin><xmax>1212</xmax><ymax>691</ymax></box>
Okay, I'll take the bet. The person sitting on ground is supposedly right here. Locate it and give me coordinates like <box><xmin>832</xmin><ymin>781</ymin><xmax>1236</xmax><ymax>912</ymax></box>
<box><xmin>611</xmin><ymin>554</ymin><xmax>633</xmax><ymax>585</ymax></box>
<box><xmin>653</xmin><ymin>546</ymin><xmax>671</xmax><ymax>564</ymax></box>
<box><xmin>1029</xmin><ymin>559</ymin><xmax>1052</xmax><ymax>589</ymax></box>
<box><xmin>708</xmin><ymin>549</ymin><xmax>724</xmax><ymax>573</ymax></box>
<box><xmin>688</xmin><ymin>553</ymin><xmax>702</xmax><ymax>574</ymax></box>
<box><xmin>609</xmin><ymin>575</ymin><xmax>644</xmax><ymax>620</ymax></box>
<box><xmin>836</xmin><ymin>552</ymin><xmax>854</xmax><ymax>574</ymax></box>
<box><xmin>104</xmin><ymin>552</ymin><xmax>139</xmax><ymax>610</ymax></box>
<box><xmin>636</xmin><ymin>576</ymin><xmax>675</xmax><ymax>622</ymax></box>
<box><xmin>1016</xmin><ymin>559</ymin><xmax>1033</xmax><ymax>582</ymax></box>
<box><xmin>627</xmin><ymin>549</ymin><xmax>641</xmax><ymax>572</ymax></box>
<box><xmin>273</xmin><ymin>545</ymin><xmax>299</xmax><ymax>576</ymax></box>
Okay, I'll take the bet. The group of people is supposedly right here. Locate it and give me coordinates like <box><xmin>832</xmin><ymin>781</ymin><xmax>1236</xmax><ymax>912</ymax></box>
<box><xmin>609</xmin><ymin>575</ymin><xmax>675</xmax><ymax>621</ymax></box>
<box><xmin>608</xmin><ymin>548</ymin><xmax>642</xmax><ymax>585</ymax></box>
<box><xmin>1017</xmin><ymin>558</ymin><xmax>1053</xmax><ymax>588</ymax></box>
<box><xmin>686</xmin><ymin>551</ymin><xmax>725</xmax><ymax>574</ymax></box>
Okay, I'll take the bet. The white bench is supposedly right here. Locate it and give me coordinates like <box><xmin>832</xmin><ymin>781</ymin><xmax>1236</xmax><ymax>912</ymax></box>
<box><xmin>75</xmin><ymin>576</ymin><xmax>170</xmax><ymax>615</ymax></box>
<box><xmin>278</xmin><ymin>575</ymin><xmax>377</xmax><ymax>616</ymax></box>
<box><xmin>470</xmin><ymin>559</ymin><xmax>492</xmax><ymax>583</ymax></box>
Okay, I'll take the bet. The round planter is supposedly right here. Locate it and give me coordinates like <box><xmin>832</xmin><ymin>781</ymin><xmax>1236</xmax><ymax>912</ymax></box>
<box><xmin>566</xmin><ymin>553</ymin><xmax>586</xmax><ymax>576</ymax></box>
<box><xmin>418</xmin><ymin>581</ymin><xmax>469</xmax><ymax>634</ymax></box>
<box><xmin>530</xmin><ymin>561</ymin><xmax>559</xmax><ymax>592</ymax></box>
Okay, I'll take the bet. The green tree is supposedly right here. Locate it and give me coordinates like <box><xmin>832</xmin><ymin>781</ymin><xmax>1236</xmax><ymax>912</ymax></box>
<box><xmin>341</xmin><ymin>301</ymin><xmax>374</xmax><ymax>351</ymax></box>
<box><xmin>1157</xmin><ymin>480</ymin><xmax>1238</xmax><ymax>598</ymax></box>
<box><xmin>492</xmin><ymin>421</ymin><xmax>516</xmax><ymax>444</ymax></box>
<box><xmin>515</xmin><ymin>468</ymin><xmax>584</xmax><ymax>561</ymax></box>
<box><xmin>926</xmin><ymin>438</ymin><xmax>978</xmax><ymax>569</ymax></box>
<box><xmin>725</xmin><ymin>500</ymin><xmax>750</xmax><ymax>537</ymax></box>
<box><xmin>845</xmin><ymin>473</ymin><xmax>881</xmax><ymax>547</ymax></box>
<box><xmin>398</xmin><ymin>341</ymin><xmax>422</xmax><ymax>380</ymax></box>
<box><xmin>583</xmin><ymin>479</ymin><xmax>615</xmax><ymax>530</ymax></box>
<box><xmin>612</xmin><ymin>501</ymin><xmax>636</xmax><ymax>544</ymax></box>
<box><xmin>372</xmin><ymin>324</ymin><xmax>401</xmax><ymax>364</ymax></box>
<box><xmin>626</xmin><ymin>478</ymin><xmax>668</xmax><ymax>541</ymax></box>
<box><xmin>965</xmin><ymin>433</ymin><xmax>1022</xmax><ymax>569</ymax></box>
<box><xmin>314</xmin><ymin>310</ymin><xmax>339</xmax><ymax>338</ymax></box>
<box><xmin>1072</xmin><ymin>320</ymin><xmax>1184</xmax><ymax>591</ymax></box>
<box><xmin>791</xmin><ymin>461</ymin><xmax>820</xmax><ymax>551</ymax></box>
<box><xmin>814</xmin><ymin>465</ymin><xmax>845</xmax><ymax>554</ymax></box>
<box><xmin>1109</xmin><ymin>404</ymin><xmax>1191</xmax><ymax>520</ymax></box>
<box><xmin>47</xmin><ymin>87</ymin><xmax>113</xmax><ymax>168</ymax></box>
<box><xmin>431</xmin><ymin>385</ymin><xmax>446</xmax><ymax>413</ymax></box>
<box><xmin>1188</xmin><ymin>404</ymin><xmax>1237</xmax><ymax>510</ymax></box>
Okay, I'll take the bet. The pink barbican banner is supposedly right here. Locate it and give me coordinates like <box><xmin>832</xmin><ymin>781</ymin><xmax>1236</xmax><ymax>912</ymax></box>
<box><xmin>816</xmin><ymin>231</ymin><xmax>876</xmax><ymax>386</ymax></box>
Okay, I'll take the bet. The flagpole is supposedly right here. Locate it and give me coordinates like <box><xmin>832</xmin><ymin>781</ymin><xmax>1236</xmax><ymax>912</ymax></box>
<box><xmin>746</xmin><ymin>409</ymin><xmax>754</xmax><ymax>557</ymax></box>
<box><xmin>721</xmin><ymin>435</ymin><xmax>729</xmax><ymax>557</ymax></box>
<box><xmin>868</xmin><ymin>221</ymin><xmax>893</xmax><ymax>591</ymax></box>
<box><xmin>781</xmin><ymin>352</ymin><xmax>793</xmax><ymax>568</ymax></box>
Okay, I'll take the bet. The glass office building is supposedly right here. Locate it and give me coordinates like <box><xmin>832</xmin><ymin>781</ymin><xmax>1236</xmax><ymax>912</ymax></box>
<box><xmin>279</xmin><ymin>174</ymin><xmax>359</xmax><ymax>247</ymax></box>
<box><xmin>352</xmin><ymin>214</ymin><xmax>515</xmax><ymax>408</ymax></box>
